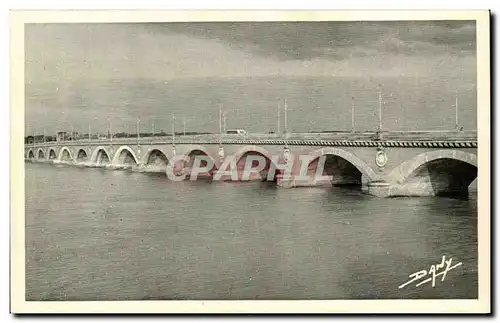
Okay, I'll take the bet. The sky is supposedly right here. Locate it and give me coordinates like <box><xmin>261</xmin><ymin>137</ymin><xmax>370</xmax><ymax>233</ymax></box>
<box><xmin>24</xmin><ymin>21</ymin><xmax>477</xmax><ymax>135</ymax></box>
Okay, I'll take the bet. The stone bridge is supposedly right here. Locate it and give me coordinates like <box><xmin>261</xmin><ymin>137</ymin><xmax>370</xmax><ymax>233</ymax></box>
<box><xmin>24</xmin><ymin>132</ymin><xmax>478</xmax><ymax>198</ymax></box>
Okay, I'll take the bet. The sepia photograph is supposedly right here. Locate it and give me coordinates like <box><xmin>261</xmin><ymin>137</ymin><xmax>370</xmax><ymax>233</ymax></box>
<box><xmin>10</xmin><ymin>10</ymin><xmax>490</xmax><ymax>314</ymax></box>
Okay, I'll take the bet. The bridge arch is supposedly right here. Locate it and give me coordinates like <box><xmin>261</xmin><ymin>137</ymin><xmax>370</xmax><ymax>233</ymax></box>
<box><xmin>182</xmin><ymin>146</ymin><xmax>216</xmax><ymax>166</ymax></box>
<box><xmin>143</xmin><ymin>148</ymin><xmax>170</xmax><ymax>167</ymax></box>
<box><xmin>231</xmin><ymin>145</ymin><xmax>280</xmax><ymax>181</ymax></box>
<box><xmin>112</xmin><ymin>146</ymin><xmax>139</xmax><ymax>166</ymax></box>
<box><xmin>390</xmin><ymin>150</ymin><xmax>477</xmax><ymax>184</ymax></box>
<box><xmin>76</xmin><ymin>148</ymin><xmax>89</xmax><ymax>162</ymax></box>
<box><xmin>28</xmin><ymin>150</ymin><xmax>34</xmax><ymax>159</ymax></box>
<box><xmin>307</xmin><ymin>147</ymin><xmax>378</xmax><ymax>184</ymax></box>
<box><xmin>48</xmin><ymin>148</ymin><xmax>57</xmax><ymax>160</ymax></box>
<box><xmin>389</xmin><ymin>150</ymin><xmax>477</xmax><ymax>197</ymax></box>
<box><xmin>90</xmin><ymin>146</ymin><xmax>112</xmax><ymax>165</ymax></box>
<box><xmin>57</xmin><ymin>147</ymin><xmax>73</xmax><ymax>162</ymax></box>
<box><xmin>171</xmin><ymin>146</ymin><xmax>218</xmax><ymax>179</ymax></box>
<box><xmin>37</xmin><ymin>149</ymin><xmax>45</xmax><ymax>160</ymax></box>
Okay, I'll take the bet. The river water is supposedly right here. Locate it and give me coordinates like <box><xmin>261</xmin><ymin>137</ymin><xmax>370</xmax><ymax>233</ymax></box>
<box><xmin>25</xmin><ymin>162</ymin><xmax>478</xmax><ymax>300</ymax></box>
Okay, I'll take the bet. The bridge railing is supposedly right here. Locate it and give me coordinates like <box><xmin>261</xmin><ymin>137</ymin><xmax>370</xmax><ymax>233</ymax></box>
<box><xmin>24</xmin><ymin>130</ymin><xmax>478</xmax><ymax>148</ymax></box>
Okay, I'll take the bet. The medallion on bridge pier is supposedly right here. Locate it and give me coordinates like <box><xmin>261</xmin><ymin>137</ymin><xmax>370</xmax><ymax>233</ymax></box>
<box><xmin>172</xmin><ymin>144</ymin><xmax>176</xmax><ymax>157</ymax></box>
<box><xmin>283</xmin><ymin>145</ymin><xmax>291</xmax><ymax>164</ymax></box>
<box><xmin>217</xmin><ymin>145</ymin><xmax>225</xmax><ymax>163</ymax></box>
<box><xmin>375</xmin><ymin>145</ymin><xmax>387</xmax><ymax>168</ymax></box>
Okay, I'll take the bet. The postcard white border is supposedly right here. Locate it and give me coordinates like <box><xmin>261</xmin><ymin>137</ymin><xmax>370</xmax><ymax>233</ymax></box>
<box><xmin>10</xmin><ymin>9</ymin><xmax>491</xmax><ymax>314</ymax></box>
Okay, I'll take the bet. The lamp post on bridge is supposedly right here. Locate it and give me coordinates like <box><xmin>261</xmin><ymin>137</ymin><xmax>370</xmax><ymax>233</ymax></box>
<box><xmin>183</xmin><ymin>116</ymin><xmax>187</xmax><ymax>136</ymax></box>
<box><xmin>136</xmin><ymin>116</ymin><xmax>141</xmax><ymax>148</ymax></box>
<box><xmin>218</xmin><ymin>104</ymin><xmax>223</xmax><ymax>144</ymax></box>
<box><xmin>351</xmin><ymin>96</ymin><xmax>355</xmax><ymax>133</ymax></box>
<box><xmin>219</xmin><ymin>104</ymin><xmax>225</xmax><ymax>134</ymax></box>
<box><xmin>61</xmin><ymin>110</ymin><xmax>65</xmax><ymax>142</ymax></box>
<box><xmin>284</xmin><ymin>98</ymin><xmax>288</xmax><ymax>135</ymax></box>
<box><xmin>455</xmin><ymin>90</ymin><xmax>459</xmax><ymax>131</ymax></box>
<box><xmin>223</xmin><ymin>111</ymin><xmax>227</xmax><ymax>133</ymax></box>
<box><xmin>107</xmin><ymin>116</ymin><xmax>113</xmax><ymax>142</ymax></box>
<box><xmin>171</xmin><ymin>112</ymin><xmax>176</xmax><ymax>156</ymax></box>
<box><xmin>377</xmin><ymin>91</ymin><xmax>383</xmax><ymax>133</ymax></box>
<box><xmin>88</xmin><ymin>116</ymin><xmax>97</xmax><ymax>143</ymax></box>
<box><xmin>32</xmin><ymin>126</ymin><xmax>36</xmax><ymax>148</ymax></box>
<box><xmin>172</xmin><ymin>113</ymin><xmax>176</xmax><ymax>142</ymax></box>
<box><xmin>277</xmin><ymin>101</ymin><xmax>281</xmax><ymax>135</ymax></box>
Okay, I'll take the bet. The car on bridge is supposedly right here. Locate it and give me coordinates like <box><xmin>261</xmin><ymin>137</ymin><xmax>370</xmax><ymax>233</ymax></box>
<box><xmin>225</xmin><ymin>129</ymin><xmax>247</xmax><ymax>135</ymax></box>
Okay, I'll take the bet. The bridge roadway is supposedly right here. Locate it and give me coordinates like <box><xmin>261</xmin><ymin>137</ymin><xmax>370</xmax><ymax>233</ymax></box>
<box><xmin>24</xmin><ymin>131</ymin><xmax>478</xmax><ymax>198</ymax></box>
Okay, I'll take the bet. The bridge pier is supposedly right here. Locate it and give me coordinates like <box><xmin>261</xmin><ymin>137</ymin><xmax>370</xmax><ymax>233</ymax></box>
<box><xmin>366</xmin><ymin>181</ymin><xmax>391</xmax><ymax>197</ymax></box>
<box><xmin>383</xmin><ymin>178</ymin><xmax>474</xmax><ymax>198</ymax></box>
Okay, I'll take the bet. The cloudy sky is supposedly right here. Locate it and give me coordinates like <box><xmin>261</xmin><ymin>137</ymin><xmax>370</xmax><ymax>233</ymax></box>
<box><xmin>25</xmin><ymin>21</ymin><xmax>477</xmax><ymax>134</ymax></box>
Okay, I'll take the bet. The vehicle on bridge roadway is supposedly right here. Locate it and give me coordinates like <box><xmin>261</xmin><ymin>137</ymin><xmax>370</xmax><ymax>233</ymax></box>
<box><xmin>225</xmin><ymin>129</ymin><xmax>247</xmax><ymax>135</ymax></box>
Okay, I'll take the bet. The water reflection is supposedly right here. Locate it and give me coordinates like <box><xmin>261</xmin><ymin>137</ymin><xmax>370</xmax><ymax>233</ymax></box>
<box><xmin>25</xmin><ymin>163</ymin><xmax>478</xmax><ymax>300</ymax></box>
